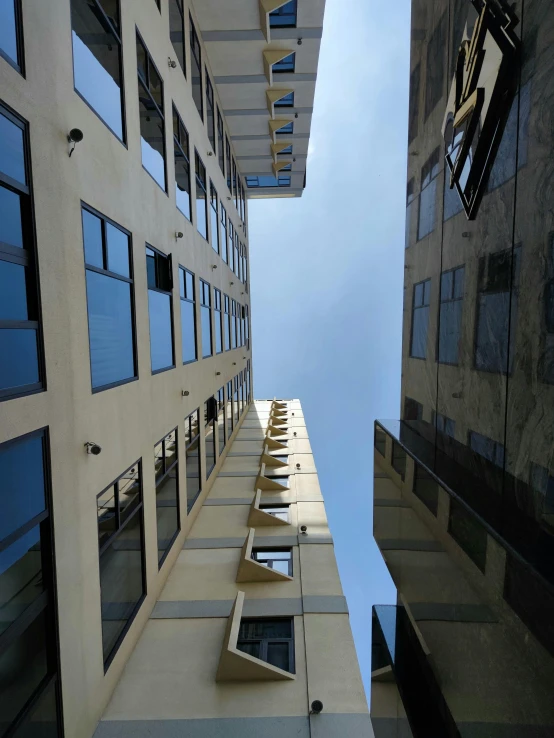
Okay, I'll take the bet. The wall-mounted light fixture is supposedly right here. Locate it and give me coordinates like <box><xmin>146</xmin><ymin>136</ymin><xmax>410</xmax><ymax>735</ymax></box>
<box><xmin>182</xmin><ymin>390</ymin><xmax>190</xmax><ymax>396</ymax></box>
<box><xmin>175</xmin><ymin>231</ymin><xmax>183</xmax><ymax>240</ymax></box>
<box><xmin>84</xmin><ymin>441</ymin><xmax>102</xmax><ymax>456</ymax></box>
<box><xmin>168</xmin><ymin>57</ymin><xmax>177</xmax><ymax>68</ymax></box>
<box><xmin>68</xmin><ymin>128</ymin><xmax>84</xmax><ymax>157</ymax></box>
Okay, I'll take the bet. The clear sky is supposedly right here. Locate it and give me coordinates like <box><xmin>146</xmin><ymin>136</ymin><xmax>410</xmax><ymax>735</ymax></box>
<box><xmin>249</xmin><ymin>0</ymin><xmax>411</xmax><ymax>698</ymax></box>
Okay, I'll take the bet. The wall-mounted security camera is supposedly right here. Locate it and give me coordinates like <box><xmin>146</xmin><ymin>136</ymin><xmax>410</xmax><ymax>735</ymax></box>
<box><xmin>168</xmin><ymin>57</ymin><xmax>177</xmax><ymax>68</ymax></box>
<box><xmin>296</xmin><ymin>463</ymin><xmax>301</xmax><ymax>470</ymax></box>
<box><xmin>182</xmin><ymin>390</ymin><xmax>190</xmax><ymax>396</ymax></box>
<box><xmin>300</xmin><ymin>525</ymin><xmax>308</xmax><ymax>535</ymax></box>
<box><xmin>208</xmin><ymin>151</ymin><xmax>213</xmax><ymax>156</ymax></box>
<box><xmin>175</xmin><ymin>231</ymin><xmax>183</xmax><ymax>239</ymax></box>
<box><xmin>68</xmin><ymin>128</ymin><xmax>84</xmax><ymax>157</ymax></box>
<box><xmin>310</xmin><ymin>700</ymin><xmax>323</xmax><ymax>714</ymax></box>
<box><xmin>84</xmin><ymin>442</ymin><xmax>102</xmax><ymax>456</ymax></box>
<box><xmin>293</xmin><ymin>432</ymin><xmax>297</xmax><ymax>437</ymax></box>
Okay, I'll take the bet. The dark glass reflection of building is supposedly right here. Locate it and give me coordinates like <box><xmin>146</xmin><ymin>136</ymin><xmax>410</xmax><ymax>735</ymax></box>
<box><xmin>371</xmin><ymin>1</ymin><xmax>554</xmax><ymax>736</ymax></box>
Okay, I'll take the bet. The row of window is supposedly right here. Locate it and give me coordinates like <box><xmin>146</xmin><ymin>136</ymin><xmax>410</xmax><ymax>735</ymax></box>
<box><xmin>407</xmin><ymin>81</ymin><xmax>531</xmax><ymax>245</ymax></box>
<box><xmin>83</xmin><ymin>203</ymin><xmax>250</xmax><ymax>391</ymax></box>
<box><xmin>64</xmin><ymin>0</ymin><xmax>248</xmax><ymax>223</ymax></box>
<box><xmin>409</xmin><ymin>248</ymin><xmax>521</xmax><ymax>375</ymax></box>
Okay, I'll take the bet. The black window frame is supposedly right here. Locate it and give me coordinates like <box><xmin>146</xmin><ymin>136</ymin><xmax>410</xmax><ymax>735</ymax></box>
<box><xmin>82</xmin><ymin>202</ymin><xmax>138</xmax><ymax>393</ymax></box>
<box><xmin>0</xmin><ymin>0</ymin><xmax>25</xmax><ymax>75</ymax></box>
<box><xmin>204</xmin><ymin>395</ymin><xmax>217</xmax><ymax>478</ymax></box>
<box><xmin>185</xmin><ymin>408</ymin><xmax>202</xmax><ymax>511</ymax></box>
<box><xmin>0</xmin><ymin>427</ymin><xmax>64</xmax><ymax>735</ymax></box>
<box><xmin>224</xmin><ymin>293</ymin><xmax>231</xmax><ymax>351</ymax></box>
<box><xmin>217</xmin><ymin>107</ymin><xmax>225</xmax><ymax>175</ymax></box>
<box><xmin>273</xmin><ymin>53</ymin><xmax>296</xmax><ymax>73</ymax></box>
<box><xmin>71</xmin><ymin>0</ymin><xmax>125</xmax><ymax>142</ymax></box>
<box><xmin>252</xmin><ymin>547</ymin><xmax>293</xmax><ymax>576</ymax></box>
<box><xmin>97</xmin><ymin>459</ymin><xmax>146</xmax><ymax>670</ymax></box>
<box><xmin>214</xmin><ymin>287</ymin><xmax>223</xmax><ymax>354</ymax></box>
<box><xmin>225</xmin><ymin>134</ymin><xmax>232</xmax><ymax>191</ymax></box>
<box><xmin>205</xmin><ymin>70</ymin><xmax>216</xmax><ymax>151</ymax></box>
<box><xmin>179</xmin><ymin>265</ymin><xmax>197</xmax><ymax>365</ymax></box>
<box><xmin>136</xmin><ymin>30</ymin><xmax>167</xmax><ymax>192</ymax></box>
<box><xmin>154</xmin><ymin>428</ymin><xmax>181</xmax><ymax>568</ymax></box>
<box><xmin>146</xmin><ymin>243</ymin><xmax>175</xmax><ymax>374</ymax></box>
<box><xmin>189</xmin><ymin>14</ymin><xmax>203</xmax><ymax>121</ymax></box>
<box><xmin>168</xmin><ymin>0</ymin><xmax>186</xmax><ymax>77</ymax></box>
<box><xmin>417</xmin><ymin>148</ymin><xmax>440</xmax><ymax>241</ymax></box>
<box><xmin>259</xmin><ymin>503</ymin><xmax>290</xmax><ymax>523</ymax></box>
<box><xmin>220</xmin><ymin>203</ymin><xmax>228</xmax><ymax>264</ymax></box>
<box><xmin>217</xmin><ymin>386</ymin><xmax>226</xmax><ymax>455</ymax></box>
<box><xmin>437</xmin><ymin>265</ymin><xmax>465</xmax><ymax>366</ymax></box>
<box><xmin>269</xmin><ymin>0</ymin><xmax>298</xmax><ymax>28</ymax></box>
<box><xmin>0</xmin><ymin>103</ymin><xmax>45</xmax><ymax>401</ymax></box>
<box><xmin>226</xmin><ymin>379</ymin><xmax>234</xmax><ymax>439</ymax></box>
<box><xmin>237</xmin><ymin>617</ymin><xmax>295</xmax><ymax>673</ymax></box>
<box><xmin>173</xmin><ymin>103</ymin><xmax>192</xmax><ymax>222</ymax></box>
<box><xmin>194</xmin><ymin>149</ymin><xmax>208</xmax><ymax>240</ymax></box>
<box><xmin>209</xmin><ymin>180</ymin><xmax>220</xmax><ymax>254</ymax></box>
<box><xmin>200</xmin><ymin>278</ymin><xmax>213</xmax><ymax>358</ymax></box>
<box><xmin>410</xmin><ymin>278</ymin><xmax>431</xmax><ymax>360</ymax></box>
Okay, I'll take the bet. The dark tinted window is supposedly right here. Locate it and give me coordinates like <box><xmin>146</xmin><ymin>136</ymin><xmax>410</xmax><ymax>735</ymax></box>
<box><xmin>246</xmin><ymin>175</ymin><xmax>291</xmax><ymax>188</ymax></box>
<box><xmin>403</xmin><ymin>396</ymin><xmax>423</xmax><ymax>421</ymax></box>
<box><xmin>237</xmin><ymin>618</ymin><xmax>295</xmax><ymax>672</ymax></box>
<box><xmin>224</xmin><ymin>294</ymin><xmax>231</xmax><ymax>351</ymax></box>
<box><xmin>220</xmin><ymin>204</ymin><xmax>228</xmax><ymax>263</ymax></box>
<box><xmin>424</xmin><ymin>13</ymin><xmax>447</xmax><ymax>119</ymax></box>
<box><xmin>154</xmin><ymin>429</ymin><xmax>180</xmax><ymax>566</ymax></box>
<box><xmin>0</xmin><ymin>0</ymin><xmax>22</xmax><ymax>71</ymax></box>
<box><xmin>448</xmin><ymin>498</ymin><xmax>487</xmax><ymax>572</ymax></box>
<box><xmin>210</xmin><ymin>181</ymin><xmax>219</xmax><ymax>254</ymax></box>
<box><xmin>189</xmin><ymin>15</ymin><xmax>203</xmax><ymax>120</ymax></box>
<box><xmin>217</xmin><ymin>108</ymin><xmax>225</xmax><ymax>175</ymax></box>
<box><xmin>200</xmin><ymin>279</ymin><xmax>212</xmax><ymax>357</ymax></box>
<box><xmin>273</xmin><ymin>53</ymin><xmax>295</xmax><ymax>73</ymax></box>
<box><xmin>82</xmin><ymin>206</ymin><xmax>136</xmax><ymax>391</ymax></box>
<box><xmin>392</xmin><ymin>442</ymin><xmax>406</xmax><ymax>480</ymax></box>
<box><xmin>418</xmin><ymin>149</ymin><xmax>439</xmax><ymax>240</ymax></box>
<box><xmin>374</xmin><ymin>426</ymin><xmax>387</xmax><ymax>457</ymax></box>
<box><xmin>169</xmin><ymin>0</ymin><xmax>185</xmax><ymax>76</ymax></box>
<box><xmin>275</xmin><ymin>91</ymin><xmax>294</xmax><ymax>107</ymax></box>
<box><xmin>269</xmin><ymin>0</ymin><xmax>297</xmax><ymax>28</ymax></box>
<box><xmin>137</xmin><ymin>33</ymin><xmax>166</xmax><ymax>190</ymax></box>
<box><xmin>206</xmin><ymin>72</ymin><xmax>216</xmax><ymax>151</ymax></box>
<box><xmin>438</xmin><ymin>266</ymin><xmax>464</xmax><ymax>364</ymax></box>
<box><xmin>146</xmin><ymin>246</ymin><xmax>174</xmax><ymax>373</ymax></box>
<box><xmin>488</xmin><ymin>82</ymin><xmax>531</xmax><ymax>191</ymax></box>
<box><xmin>434</xmin><ymin>411</ymin><xmax>456</xmax><ymax>438</ymax></box>
<box><xmin>173</xmin><ymin>105</ymin><xmax>191</xmax><ymax>220</ymax></box>
<box><xmin>195</xmin><ymin>150</ymin><xmax>208</xmax><ymax>239</ymax></box>
<box><xmin>71</xmin><ymin>0</ymin><xmax>124</xmax><ymax>140</ymax></box>
<box><xmin>179</xmin><ymin>266</ymin><xmax>197</xmax><ymax>363</ymax></box>
<box><xmin>408</xmin><ymin>63</ymin><xmax>420</xmax><ymax>144</ymax></box>
<box><xmin>413</xmin><ymin>464</ymin><xmax>439</xmax><ymax>515</ymax></box>
<box><xmin>204</xmin><ymin>397</ymin><xmax>216</xmax><ymax>477</ymax></box>
<box><xmin>214</xmin><ymin>288</ymin><xmax>223</xmax><ymax>354</ymax></box>
<box><xmin>185</xmin><ymin>409</ymin><xmax>202</xmax><ymax>510</ymax></box>
<box><xmin>410</xmin><ymin>279</ymin><xmax>431</xmax><ymax>359</ymax></box>
<box><xmin>217</xmin><ymin>386</ymin><xmax>226</xmax><ymax>455</ymax></box>
<box><xmin>97</xmin><ymin>462</ymin><xmax>145</xmax><ymax>666</ymax></box>
<box><xmin>0</xmin><ymin>107</ymin><xmax>43</xmax><ymax>400</ymax></box>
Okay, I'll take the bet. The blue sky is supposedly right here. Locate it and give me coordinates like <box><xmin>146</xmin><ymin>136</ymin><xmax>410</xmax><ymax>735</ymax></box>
<box><xmin>249</xmin><ymin>0</ymin><xmax>411</xmax><ymax>697</ymax></box>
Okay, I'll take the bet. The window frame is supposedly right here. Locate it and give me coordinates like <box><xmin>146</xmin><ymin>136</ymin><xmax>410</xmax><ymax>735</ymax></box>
<box><xmin>217</xmin><ymin>386</ymin><xmax>226</xmax><ymax>455</ymax></box>
<box><xmin>168</xmin><ymin>0</ymin><xmax>186</xmax><ymax>78</ymax></box>
<box><xmin>437</xmin><ymin>265</ymin><xmax>465</xmax><ymax>366</ymax></box>
<box><xmin>154</xmin><ymin>427</ymin><xmax>181</xmax><ymax>568</ymax></box>
<box><xmin>237</xmin><ymin>617</ymin><xmax>295</xmax><ymax>673</ymax></box>
<box><xmin>252</xmin><ymin>547</ymin><xmax>293</xmax><ymax>576</ymax></box>
<box><xmin>0</xmin><ymin>0</ymin><xmax>25</xmax><ymax>75</ymax></box>
<box><xmin>82</xmin><ymin>202</ymin><xmax>138</xmax><ymax>393</ymax></box>
<box><xmin>259</xmin><ymin>503</ymin><xmax>290</xmax><ymax>523</ymax></box>
<box><xmin>217</xmin><ymin>107</ymin><xmax>225</xmax><ymax>175</ymax></box>
<box><xmin>272</xmin><ymin>53</ymin><xmax>296</xmax><ymax>73</ymax></box>
<box><xmin>185</xmin><ymin>408</ymin><xmax>202</xmax><ymax>511</ymax></box>
<box><xmin>204</xmin><ymin>395</ymin><xmax>217</xmax><ymax>478</ymax></box>
<box><xmin>194</xmin><ymin>149</ymin><xmax>208</xmax><ymax>240</ymax></box>
<box><xmin>189</xmin><ymin>14</ymin><xmax>204</xmax><ymax>121</ymax></box>
<box><xmin>173</xmin><ymin>103</ymin><xmax>192</xmax><ymax>222</ymax></box>
<box><xmin>205</xmin><ymin>70</ymin><xmax>216</xmax><ymax>151</ymax></box>
<box><xmin>136</xmin><ymin>29</ymin><xmax>167</xmax><ymax>191</ymax></box>
<box><xmin>269</xmin><ymin>0</ymin><xmax>298</xmax><ymax>29</ymax></box>
<box><xmin>0</xmin><ymin>103</ymin><xmax>46</xmax><ymax>401</ymax></box>
<box><xmin>97</xmin><ymin>459</ymin><xmax>146</xmax><ymax>670</ymax></box>
<box><xmin>209</xmin><ymin>180</ymin><xmax>220</xmax><ymax>254</ymax></box>
<box><xmin>220</xmin><ymin>203</ymin><xmax>228</xmax><ymax>263</ymax></box>
<box><xmin>417</xmin><ymin>148</ymin><xmax>440</xmax><ymax>241</ymax></box>
<box><xmin>200</xmin><ymin>278</ymin><xmax>213</xmax><ymax>358</ymax></box>
<box><xmin>214</xmin><ymin>288</ymin><xmax>223</xmax><ymax>354</ymax></box>
<box><xmin>409</xmin><ymin>278</ymin><xmax>431</xmax><ymax>360</ymax></box>
<box><xmin>146</xmin><ymin>243</ymin><xmax>175</xmax><ymax>374</ymax></box>
<box><xmin>179</xmin><ymin>265</ymin><xmax>198</xmax><ymax>365</ymax></box>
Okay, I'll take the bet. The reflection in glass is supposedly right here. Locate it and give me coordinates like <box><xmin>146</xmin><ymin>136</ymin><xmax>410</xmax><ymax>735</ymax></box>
<box><xmin>169</xmin><ymin>0</ymin><xmax>185</xmax><ymax>75</ymax></box>
<box><xmin>0</xmin><ymin>525</ymin><xmax>43</xmax><ymax>637</ymax></box>
<box><xmin>0</xmin><ymin>186</ymin><xmax>23</xmax><ymax>248</ymax></box>
<box><xmin>0</xmin><ymin>0</ymin><xmax>18</xmax><ymax>68</ymax></box>
<box><xmin>185</xmin><ymin>409</ymin><xmax>202</xmax><ymax>511</ymax></box>
<box><xmin>173</xmin><ymin>107</ymin><xmax>191</xmax><ymax>221</ymax></box>
<box><xmin>71</xmin><ymin>0</ymin><xmax>124</xmax><ymax>140</ymax></box>
<box><xmin>148</xmin><ymin>290</ymin><xmax>173</xmax><ymax>372</ymax></box>
<box><xmin>139</xmin><ymin>87</ymin><xmax>166</xmax><ymax>190</ymax></box>
<box><xmin>0</xmin><ymin>260</ymin><xmax>28</xmax><ymax>320</ymax></box>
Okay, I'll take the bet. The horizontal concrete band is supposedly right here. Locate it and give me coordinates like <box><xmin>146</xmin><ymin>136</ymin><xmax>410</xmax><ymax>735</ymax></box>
<box><xmin>224</xmin><ymin>107</ymin><xmax>313</xmax><ymax>116</ymax></box>
<box><xmin>151</xmin><ymin>596</ymin><xmax>348</xmax><ymax>619</ymax></box>
<box><xmin>409</xmin><ymin>602</ymin><xmax>497</xmax><ymax>623</ymax></box>
<box><xmin>234</xmin><ymin>133</ymin><xmax>310</xmax><ymax>140</ymax></box>
<box><xmin>217</xmin><ymin>471</ymin><xmax>258</xmax><ymax>477</ymax></box>
<box><xmin>183</xmin><ymin>536</ymin><xmax>333</xmax><ymax>549</ymax></box>
<box><xmin>216</xmin><ymin>73</ymin><xmax>317</xmax><ymax>84</ymax></box>
<box><xmin>202</xmin><ymin>497</ymin><xmax>296</xmax><ymax>506</ymax></box>
<box><xmin>202</xmin><ymin>27</ymin><xmax>323</xmax><ymax>42</ymax></box>
<box><xmin>237</xmin><ymin>154</ymin><xmax>308</xmax><ymax>161</ymax></box>
<box><xmin>95</xmin><ymin>714</ymin><xmax>373</xmax><ymax>738</ymax></box>
<box><xmin>377</xmin><ymin>539</ymin><xmax>444</xmax><ymax>552</ymax></box>
<box><xmin>374</xmin><ymin>498</ymin><xmax>410</xmax><ymax>508</ymax></box>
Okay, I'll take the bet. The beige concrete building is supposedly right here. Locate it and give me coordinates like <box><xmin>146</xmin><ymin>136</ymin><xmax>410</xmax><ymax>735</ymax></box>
<box><xmin>0</xmin><ymin>1</ymin><xmax>370</xmax><ymax>737</ymax></box>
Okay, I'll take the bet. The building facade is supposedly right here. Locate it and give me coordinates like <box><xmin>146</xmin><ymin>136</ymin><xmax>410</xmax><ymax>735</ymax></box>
<box><xmin>0</xmin><ymin>2</ymin><xmax>357</xmax><ymax>738</ymax></box>
<box><xmin>371</xmin><ymin>0</ymin><xmax>554</xmax><ymax>736</ymax></box>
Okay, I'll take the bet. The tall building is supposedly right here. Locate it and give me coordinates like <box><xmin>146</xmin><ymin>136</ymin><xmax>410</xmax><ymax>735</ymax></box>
<box><xmin>0</xmin><ymin>1</ymin><xmax>372</xmax><ymax>737</ymax></box>
<box><xmin>370</xmin><ymin>1</ymin><xmax>554</xmax><ymax>736</ymax></box>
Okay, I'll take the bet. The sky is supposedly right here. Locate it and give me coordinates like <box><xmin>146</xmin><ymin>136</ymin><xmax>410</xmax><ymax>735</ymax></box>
<box><xmin>249</xmin><ymin>0</ymin><xmax>411</xmax><ymax>698</ymax></box>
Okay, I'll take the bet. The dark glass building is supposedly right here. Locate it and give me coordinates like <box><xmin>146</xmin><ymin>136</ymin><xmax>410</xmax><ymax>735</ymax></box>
<box><xmin>371</xmin><ymin>1</ymin><xmax>554</xmax><ymax>736</ymax></box>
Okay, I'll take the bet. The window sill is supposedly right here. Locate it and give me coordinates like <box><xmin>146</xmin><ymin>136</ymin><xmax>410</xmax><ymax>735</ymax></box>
<box><xmin>216</xmin><ymin>591</ymin><xmax>295</xmax><ymax>682</ymax></box>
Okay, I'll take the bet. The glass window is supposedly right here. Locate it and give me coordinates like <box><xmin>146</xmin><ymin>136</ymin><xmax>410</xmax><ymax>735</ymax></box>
<box><xmin>267</xmin><ymin>475</ymin><xmax>289</xmax><ymax>489</ymax></box>
<box><xmin>220</xmin><ymin>204</ymin><xmax>228</xmax><ymax>264</ymax></box>
<box><xmin>469</xmin><ymin>430</ymin><xmax>505</xmax><ymax>468</ymax></box>
<box><xmin>279</xmin><ymin>144</ymin><xmax>293</xmax><ymax>155</ymax></box>
<box><xmin>195</xmin><ymin>150</ymin><xmax>208</xmax><ymax>239</ymax></box>
<box><xmin>168</xmin><ymin>0</ymin><xmax>185</xmax><ymax>77</ymax></box>
<box><xmin>433</xmin><ymin>411</ymin><xmax>456</xmax><ymax>438</ymax></box>
<box><xmin>424</xmin><ymin>13</ymin><xmax>447</xmax><ymax>119</ymax></box>
<box><xmin>374</xmin><ymin>426</ymin><xmax>387</xmax><ymax>457</ymax></box>
<box><xmin>269</xmin><ymin>0</ymin><xmax>297</xmax><ymax>27</ymax></box>
<box><xmin>210</xmin><ymin>181</ymin><xmax>219</xmax><ymax>254</ymax></box>
<box><xmin>173</xmin><ymin>105</ymin><xmax>191</xmax><ymax>221</ymax></box>
<box><xmin>97</xmin><ymin>462</ymin><xmax>145</xmax><ymax>666</ymax></box>
<box><xmin>403</xmin><ymin>396</ymin><xmax>423</xmax><ymax>421</ymax></box>
<box><xmin>228</xmin><ymin>220</ymin><xmax>234</xmax><ymax>270</ymax></box>
<box><xmin>71</xmin><ymin>0</ymin><xmax>124</xmax><ymax>140</ymax></box>
<box><xmin>200</xmin><ymin>279</ymin><xmax>212</xmax><ymax>358</ymax></box>
<box><xmin>189</xmin><ymin>15</ymin><xmax>203</xmax><ymax>120</ymax></box>
<box><xmin>217</xmin><ymin>108</ymin><xmax>225</xmax><ymax>176</ymax></box>
<box><xmin>391</xmin><ymin>442</ymin><xmax>406</xmax><ymax>480</ymax></box>
<box><xmin>83</xmin><ymin>206</ymin><xmax>136</xmax><ymax>391</ymax></box>
<box><xmin>488</xmin><ymin>81</ymin><xmax>531</xmax><ymax>192</ymax></box>
<box><xmin>246</xmin><ymin>175</ymin><xmax>291</xmax><ymax>188</ymax></box>
<box><xmin>408</xmin><ymin>63</ymin><xmax>420</xmax><ymax>145</ymax></box>
<box><xmin>217</xmin><ymin>386</ymin><xmax>226</xmax><ymax>455</ymax></box>
<box><xmin>214</xmin><ymin>288</ymin><xmax>223</xmax><ymax>354</ymax></box>
<box><xmin>0</xmin><ymin>107</ymin><xmax>44</xmax><ymax>400</ymax></box>
<box><xmin>275</xmin><ymin>91</ymin><xmax>294</xmax><ymax>108</ymax></box>
<box><xmin>234</xmin><ymin>234</ymin><xmax>240</xmax><ymax>279</ymax></box>
<box><xmin>273</xmin><ymin>53</ymin><xmax>295</xmax><ymax>73</ymax></box>
<box><xmin>206</xmin><ymin>72</ymin><xmax>216</xmax><ymax>151</ymax></box>
<box><xmin>137</xmin><ymin>33</ymin><xmax>166</xmax><ymax>190</ymax></box>
<box><xmin>475</xmin><ymin>247</ymin><xmax>520</xmax><ymax>374</ymax></box>
<box><xmin>233</xmin><ymin>376</ymin><xmax>239</xmax><ymax>426</ymax></box>
<box><xmin>154</xmin><ymin>429</ymin><xmax>180</xmax><ymax>567</ymax></box>
<box><xmin>438</xmin><ymin>266</ymin><xmax>464</xmax><ymax>364</ymax></box>
<box><xmin>405</xmin><ymin>178</ymin><xmax>415</xmax><ymax>248</ymax></box>
<box><xmin>0</xmin><ymin>0</ymin><xmax>22</xmax><ymax>71</ymax></box>
<box><xmin>231</xmin><ymin>299</ymin><xmax>237</xmax><ymax>349</ymax></box>
<box><xmin>418</xmin><ymin>149</ymin><xmax>439</xmax><ymax>240</ymax></box>
<box><xmin>225</xmin><ymin>134</ymin><xmax>232</xmax><ymax>192</ymax></box>
<box><xmin>185</xmin><ymin>409</ymin><xmax>202</xmax><ymax>510</ymax></box>
<box><xmin>179</xmin><ymin>266</ymin><xmax>197</xmax><ymax>364</ymax></box>
<box><xmin>204</xmin><ymin>397</ymin><xmax>217</xmax><ymax>477</ymax></box>
<box><xmin>224</xmin><ymin>294</ymin><xmax>231</xmax><ymax>351</ymax></box>
<box><xmin>448</xmin><ymin>497</ymin><xmax>487</xmax><ymax>572</ymax></box>
<box><xmin>226</xmin><ymin>379</ymin><xmax>234</xmax><ymax>439</ymax></box>
<box><xmin>232</xmin><ymin>159</ymin><xmax>238</xmax><ymax>211</ymax></box>
<box><xmin>413</xmin><ymin>464</ymin><xmax>439</xmax><ymax>515</ymax></box>
<box><xmin>237</xmin><ymin>618</ymin><xmax>295</xmax><ymax>673</ymax></box>
<box><xmin>410</xmin><ymin>278</ymin><xmax>431</xmax><ymax>359</ymax></box>
<box><xmin>276</xmin><ymin>121</ymin><xmax>293</xmax><ymax>135</ymax></box>
<box><xmin>252</xmin><ymin>548</ymin><xmax>292</xmax><ymax>576</ymax></box>
<box><xmin>146</xmin><ymin>245</ymin><xmax>174</xmax><ymax>373</ymax></box>
<box><xmin>259</xmin><ymin>504</ymin><xmax>290</xmax><ymax>523</ymax></box>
